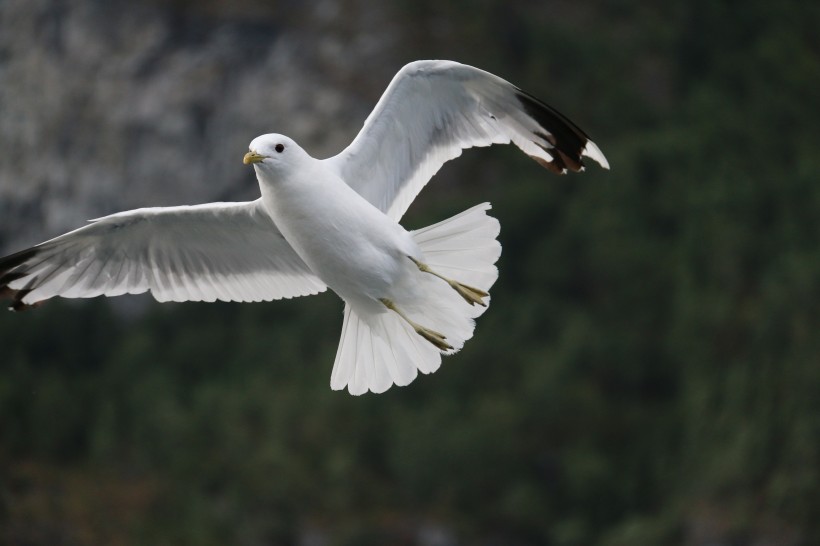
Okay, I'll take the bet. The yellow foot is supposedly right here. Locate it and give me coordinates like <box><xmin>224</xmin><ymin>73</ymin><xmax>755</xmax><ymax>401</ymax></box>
<box><xmin>408</xmin><ymin>256</ymin><xmax>489</xmax><ymax>307</ymax></box>
<box><xmin>379</xmin><ymin>298</ymin><xmax>454</xmax><ymax>351</ymax></box>
<box><xmin>450</xmin><ymin>281</ymin><xmax>489</xmax><ymax>307</ymax></box>
<box><xmin>415</xmin><ymin>324</ymin><xmax>453</xmax><ymax>351</ymax></box>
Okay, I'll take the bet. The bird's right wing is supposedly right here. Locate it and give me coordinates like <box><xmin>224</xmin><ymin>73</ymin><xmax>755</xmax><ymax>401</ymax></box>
<box><xmin>0</xmin><ymin>199</ymin><xmax>326</xmax><ymax>310</ymax></box>
<box><xmin>324</xmin><ymin>60</ymin><xmax>609</xmax><ymax>222</ymax></box>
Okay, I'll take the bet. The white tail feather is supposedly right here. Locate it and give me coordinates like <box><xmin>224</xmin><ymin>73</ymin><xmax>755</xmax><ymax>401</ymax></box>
<box><xmin>331</xmin><ymin>203</ymin><xmax>501</xmax><ymax>395</ymax></box>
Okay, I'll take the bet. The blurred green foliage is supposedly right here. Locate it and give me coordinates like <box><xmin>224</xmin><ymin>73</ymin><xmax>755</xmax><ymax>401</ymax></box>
<box><xmin>2</xmin><ymin>1</ymin><xmax>819</xmax><ymax>544</ymax></box>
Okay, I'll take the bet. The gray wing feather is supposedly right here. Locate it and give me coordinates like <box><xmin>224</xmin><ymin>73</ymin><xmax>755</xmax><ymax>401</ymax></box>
<box><xmin>0</xmin><ymin>199</ymin><xmax>326</xmax><ymax>309</ymax></box>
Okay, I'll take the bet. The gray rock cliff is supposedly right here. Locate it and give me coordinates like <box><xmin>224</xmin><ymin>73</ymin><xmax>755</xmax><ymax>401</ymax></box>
<box><xmin>0</xmin><ymin>0</ymin><xmax>400</xmax><ymax>251</ymax></box>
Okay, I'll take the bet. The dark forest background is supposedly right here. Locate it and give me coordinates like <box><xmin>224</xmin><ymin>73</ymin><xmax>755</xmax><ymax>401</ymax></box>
<box><xmin>1</xmin><ymin>1</ymin><xmax>818</xmax><ymax>545</ymax></box>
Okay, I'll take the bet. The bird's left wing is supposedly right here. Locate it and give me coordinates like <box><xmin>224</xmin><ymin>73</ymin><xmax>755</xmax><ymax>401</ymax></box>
<box><xmin>0</xmin><ymin>199</ymin><xmax>326</xmax><ymax>310</ymax></box>
<box><xmin>323</xmin><ymin>60</ymin><xmax>609</xmax><ymax>221</ymax></box>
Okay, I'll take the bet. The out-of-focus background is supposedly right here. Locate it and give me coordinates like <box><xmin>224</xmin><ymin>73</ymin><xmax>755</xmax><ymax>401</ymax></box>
<box><xmin>1</xmin><ymin>0</ymin><xmax>818</xmax><ymax>544</ymax></box>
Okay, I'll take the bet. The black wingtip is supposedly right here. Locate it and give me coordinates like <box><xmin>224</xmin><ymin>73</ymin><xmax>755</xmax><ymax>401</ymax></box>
<box><xmin>0</xmin><ymin>246</ymin><xmax>41</xmax><ymax>311</ymax></box>
<box><xmin>10</xmin><ymin>289</ymin><xmax>34</xmax><ymax>311</ymax></box>
<box><xmin>0</xmin><ymin>246</ymin><xmax>39</xmax><ymax>276</ymax></box>
<box><xmin>516</xmin><ymin>89</ymin><xmax>605</xmax><ymax>174</ymax></box>
<box><xmin>3</xmin><ymin>277</ymin><xmax>44</xmax><ymax>312</ymax></box>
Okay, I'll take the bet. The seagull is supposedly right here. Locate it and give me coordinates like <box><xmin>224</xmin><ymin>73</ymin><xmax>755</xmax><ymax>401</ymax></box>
<box><xmin>0</xmin><ymin>60</ymin><xmax>608</xmax><ymax>395</ymax></box>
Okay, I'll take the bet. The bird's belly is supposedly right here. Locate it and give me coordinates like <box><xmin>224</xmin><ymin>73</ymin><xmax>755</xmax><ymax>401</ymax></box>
<box><xmin>271</xmin><ymin>202</ymin><xmax>417</xmax><ymax>308</ymax></box>
<box><xmin>305</xmin><ymin>232</ymin><xmax>403</xmax><ymax>298</ymax></box>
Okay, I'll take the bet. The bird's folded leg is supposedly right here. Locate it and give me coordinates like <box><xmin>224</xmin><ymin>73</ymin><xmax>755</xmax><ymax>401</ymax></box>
<box><xmin>407</xmin><ymin>256</ymin><xmax>489</xmax><ymax>307</ymax></box>
<box><xmin>379</xmin><ymin>297</ymin><xmax>453</xmax><ymax>351</ymax></box>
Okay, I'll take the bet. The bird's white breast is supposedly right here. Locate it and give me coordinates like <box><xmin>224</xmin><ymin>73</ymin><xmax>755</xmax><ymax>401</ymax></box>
<box><xmin>256</xmin><ymin>159</ymin><xmax>420</xmax><ymax>309</ymax></box>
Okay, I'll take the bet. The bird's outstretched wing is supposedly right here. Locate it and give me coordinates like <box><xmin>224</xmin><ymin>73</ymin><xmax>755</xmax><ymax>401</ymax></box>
<box><xmin>0</xmin><ymin>199</ymin><xmax>326</xmax><ymax>310</ymax></box>
<box><xmin>324</xmin><ymin>60</ymin><xmax>610</xmax><ymax>221</ymax></box>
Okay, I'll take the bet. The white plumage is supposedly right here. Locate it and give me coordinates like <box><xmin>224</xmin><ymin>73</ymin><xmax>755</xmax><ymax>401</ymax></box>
<box><xmin>331</xmin><ymin>203</ymin><xmax>500</xmax><ymax>395</ymax></box>
<box><xmin>0</xmin><ymin>60</ymin><xmax>608</xmax><ymax>394</ymax></box>
<box><xmin>1</xmin><ymin>201</ymin><xmax>326</xmax><ymax>304</ymax></box>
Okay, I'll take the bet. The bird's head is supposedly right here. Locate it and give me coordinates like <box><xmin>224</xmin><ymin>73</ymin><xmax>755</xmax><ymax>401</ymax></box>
<box><xmin>243</xmin><ymin>134</ymin><xmax>307</xmax><ymax>175</ymax></box>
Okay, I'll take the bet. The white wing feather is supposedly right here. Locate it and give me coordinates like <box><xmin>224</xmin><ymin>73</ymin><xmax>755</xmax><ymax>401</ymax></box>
<box><xmin>324</xmin><ymin>60</ymin><xmax>609</xmax><ymax>221</ymax></box>
<box><xmin>0</xmin><ymin>199</ymin><xmax>326</xmax><ymax>308</ymax></box>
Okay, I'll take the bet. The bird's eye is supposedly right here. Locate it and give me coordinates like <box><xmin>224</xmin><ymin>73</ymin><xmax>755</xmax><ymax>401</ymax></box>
<box><xmin>275</xmin><ymin>143</ymin><xmax>285</xmax><ymax>153</ymax></box>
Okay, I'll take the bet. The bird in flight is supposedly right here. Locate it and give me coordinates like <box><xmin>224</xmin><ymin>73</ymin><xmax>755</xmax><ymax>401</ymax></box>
<box><xmin>0</xmin><ymin>60</ymin><xmax>608</xmax><ymax>394</ymax></box>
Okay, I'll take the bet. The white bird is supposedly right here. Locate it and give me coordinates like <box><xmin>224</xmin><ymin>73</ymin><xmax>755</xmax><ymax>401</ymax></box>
<box><xmin>0</xmin><ymin>60</ymin><xmax>608</xmax><ymax>395</ymax></box>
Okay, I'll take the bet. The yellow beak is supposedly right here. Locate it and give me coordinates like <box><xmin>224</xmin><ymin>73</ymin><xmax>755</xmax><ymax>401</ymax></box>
<box><xmin>243</xmin><ymin>151</ymin><xmax>267</xmax><ymax>165</ymax></box>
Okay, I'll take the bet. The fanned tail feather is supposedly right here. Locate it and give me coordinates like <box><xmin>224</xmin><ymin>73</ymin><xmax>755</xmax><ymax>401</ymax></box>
<box><xmin>331</xmin><ymin>203</ymin><xmax>501</xmax><ymax>395</ymax></box>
